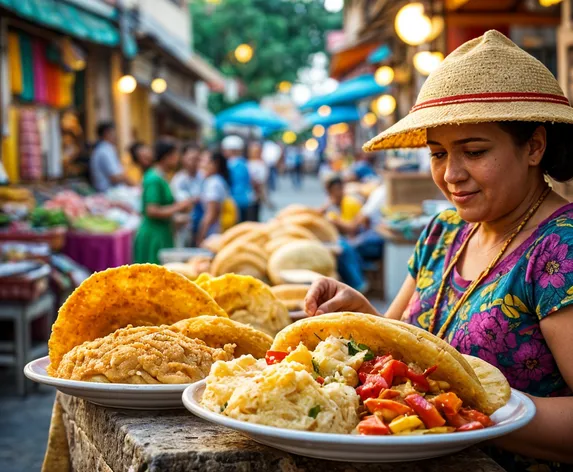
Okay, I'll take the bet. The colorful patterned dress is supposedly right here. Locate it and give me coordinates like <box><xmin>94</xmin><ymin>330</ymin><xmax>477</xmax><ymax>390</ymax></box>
<box><xmin>405</xmin><ymin>206</ymin><xmax>573</xmax><ymax>471</ymax></box>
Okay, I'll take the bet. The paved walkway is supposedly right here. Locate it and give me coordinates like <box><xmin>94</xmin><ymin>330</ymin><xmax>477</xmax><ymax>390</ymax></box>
<box><xmin>0</xmin><ymin>175</ymin><xmax>386</xmax><ymax>472</ymax></box>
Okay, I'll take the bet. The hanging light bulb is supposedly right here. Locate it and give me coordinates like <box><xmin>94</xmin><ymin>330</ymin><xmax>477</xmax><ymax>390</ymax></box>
<box><xmin>118</xmin><ymin>74</ymin><xmax>136</xmax><ymax>94</ymax></box>
<box><xmin>235</xmin><ymin>44</ymin><xmax>254</xmax><ymax>63</ymax></box>
<box><xmin>413</xmin><ymin>51</ymin><xmax>444</xmax><ymax>76</ymax></box>
<box><xmin>312</xmin><ymin>125</ymin><xmax>325</xmax><ymax>137</ymax></box>
<box><xmin>278</xmin><ymin>81</ymin><xmax>292</xmax><ymax>93</ymax></box>
<box><xmin>539</xmin><ymin>0</ymin><xmax>562</xmax><ymax>6</ymax></box>
<box><xmin>362</xmin><ymin>112</ymin><xmax>378</xmax><ymax>127</ymax></box>
<box><xmin>151</xmin><ymin>77</ymin><xmax>167</xmax><ymax>94</ymax></box>
<box><xmin>395</xmin><ymin>3</ymin><xmax>432</xmax><ymax>46</ymax></box>
<box><xmin>318</xmin><ymin>105</ymin><xmax>331</xmax><ymax>117</ymax></box>
<box><xmin>373</xmin><ymin>95</ymin><xmax>396</xmax><ymax>117</ymax></box>
<box><xmin>306</xmin><ymin>138</ymin><xmax>319</xmax><ymax>151</ymax></box>
<box><xmin>282</xmin><ymin>131</ymin><xmax>297</xmax><ymax>144</ymax></box>
<box><xmin>374</xmin><ymin>66</ymin><xmax>394</xmax><ymax>86</ymax></box>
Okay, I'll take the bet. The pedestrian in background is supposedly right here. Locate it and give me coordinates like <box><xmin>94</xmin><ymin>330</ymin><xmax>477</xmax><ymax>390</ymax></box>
<box><xmin>248</xmin><ymin>140</ymin><xmax>270</xmax><ymax>221</ymax></box>
<box><xmin>195</xmin><ymin>150</ymin><xmax>234</xmax><ymax>245</ymax></box>
<box><xmin>134</xmin><ymin>140</ymin><xmax>194</xmax><ymax>264</ymax></box>
<box><xmin>90</xmin><ymin>121</ymin><xmax>132</xmax><ymax>192</ymax></box>
<box><xmin>221</xmin><ymin>135</ymin><xmax>255</xmax><ymax>222</ymax></box>
<box><xmin>261</xmin><ymin>139</ymin><xmax>282</xmax><ymax>191</ymax></box>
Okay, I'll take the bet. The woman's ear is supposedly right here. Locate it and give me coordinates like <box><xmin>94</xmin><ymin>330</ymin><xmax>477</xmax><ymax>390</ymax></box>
<box><xmin>528</xmin><ymin>126</ymin><xmax>547</xmax><ymax>166</ymax></box>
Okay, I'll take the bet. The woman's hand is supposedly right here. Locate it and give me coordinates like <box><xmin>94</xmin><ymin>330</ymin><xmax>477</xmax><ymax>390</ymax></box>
<box><xmin>304</xmin><ymin>277</ymin><xmax>380</xmax><ymax>317</ymax></box>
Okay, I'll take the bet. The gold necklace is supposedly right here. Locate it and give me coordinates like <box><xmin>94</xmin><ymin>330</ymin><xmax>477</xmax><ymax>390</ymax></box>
<box><xmin>429</xmin><ymin>187</ymin><xmax>551</xmax><ymax>338</ymax></box>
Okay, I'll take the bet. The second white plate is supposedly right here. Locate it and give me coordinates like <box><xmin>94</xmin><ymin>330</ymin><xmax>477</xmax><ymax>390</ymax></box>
<box><xmin>25</xmin><ymin>356</ymin><xmax>189</xmax><ymax>409</ymax></box>
<box><xmin>183</xmin><ymin>381</ymin><xmax>536</xmax><ymax>463</ymax></box>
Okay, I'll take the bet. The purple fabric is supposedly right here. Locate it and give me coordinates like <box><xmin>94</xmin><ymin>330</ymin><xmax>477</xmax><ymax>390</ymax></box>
<box><xmin>63</xmin><ymin>230</ymin><xmax>134</xmax><ymax>273</ymax></box>
<box><xmin>32</xmin><ymin>41</ymin><xmax>48</xmax><ymax>104</ymax></box>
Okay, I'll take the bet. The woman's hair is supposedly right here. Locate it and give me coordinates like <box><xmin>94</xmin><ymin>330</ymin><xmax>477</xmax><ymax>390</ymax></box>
<box><xmin>129</xmin><ymin>142</ymin><xmax>145</xmax><ymax>162</ymax></box>
<box><xmin>210</xmin><ymin>151</ymin><xmax>230</xmax><ymax>185</ymax></box>
<box><xmin>182</xmin><ymin>142</ymin><xmax>201</xmax><ymax>155</ymax></box>
<box><xmin>498</xmin><ymin>121</ymin><xmax>573</xmax><ymax>182</ymax></box>
<box><xmin>154</xmin><ymin>140</ymin><xmax>177</xmax><ymax>163</ymax></box>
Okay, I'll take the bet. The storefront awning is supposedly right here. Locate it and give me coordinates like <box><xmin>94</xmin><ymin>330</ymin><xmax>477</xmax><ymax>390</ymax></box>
<box><xmin>303</xmin><ymin>106</ymin><xmax>361</xmax><ymax>128</ymax></box>
<box><xmin>329</xmin><ymin>41</ymin><xmax>379</xmax><ymax>79</ymax></box>
<box><xmin>367</xmin><ymin>44</ymin><xmax>392</xmax><ymax>64</ymax></box>
<box><xmin>162</xmin><ymin>91</ymin><xmax>214</xmax><ymax>128</ymax></box>
<box><xmin>215</xmin><ymin>102</ymin><xmax>288</xmax><ymax>130</ymax></box>
<box><xmin>0</xmin><ymin>0</ymin><xmax>137</xmax><ymax>57</ymax></box>
<box><xmin>302</xmin><ymin>74</ymin><xmax>387</xmax><ymax>111</ymax></box>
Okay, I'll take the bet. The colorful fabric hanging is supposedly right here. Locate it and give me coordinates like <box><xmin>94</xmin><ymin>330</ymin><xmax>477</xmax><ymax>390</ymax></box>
<box><xmin>19</xmin><ymin>108</ymin><xmax>43</xmax><ymax>181</ymax></box>
<box><xmin>32</xmin><ymin>41</ymin><xmax>48</xmax><ymax>104</ymax></box>
<box><xmin>18</xmin><ymin>34</ymin><xmax>34</xmax><ymax>102</ymax></box>
<box><xmin>58</xmin><ymin>72</ymin><xmax>75</xmax><ymax>108</ymax></box>
<box><xmin>45</xmin><ymin>61</ymin><xmax>61</xmax><ymax>107</ymax></box>
<box><xmin>1</xmin><ymin>107</ymin><xmax>20</xmax><ymax>183</ymax></box>
<box><xmin>7</xmin><ymin>33</ymin><xmax>23</xmax><ymax>95</ymax></box>
<box><xmin>47</xmin><ymin>111</ymin><xmax>63</xmax><ymax>178</ymax></box>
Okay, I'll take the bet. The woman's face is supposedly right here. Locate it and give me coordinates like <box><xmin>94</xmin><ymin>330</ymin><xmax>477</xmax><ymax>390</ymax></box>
<box><xmin>137</xmin><ymin>145</ymin><xmax>153</xmax><ymax>170</ymax></box>
<box><xmin>427</xmin><ymin>123</ymin><xmax>545</xmax><ymax>223</ymax></box>
<box><xmin>200</xmin><ymin>151</ymin><xmax>216</xmax><ymax>176</ymax></box>
<box><xmin>182</xmin><ymin>148</ymin><xmax>200</xmax><ymax>173</ymax></box>
<box><xmin>164</xmin><ymin>149</ymin><xmax>180</xmax><ymax>171</ymax></box>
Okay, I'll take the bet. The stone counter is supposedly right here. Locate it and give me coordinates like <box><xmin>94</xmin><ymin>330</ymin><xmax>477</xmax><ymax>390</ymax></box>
<box><xmin>51</xmin><ymin>392</ymin><xmax>505</xmax><ymax>472</ymax></box>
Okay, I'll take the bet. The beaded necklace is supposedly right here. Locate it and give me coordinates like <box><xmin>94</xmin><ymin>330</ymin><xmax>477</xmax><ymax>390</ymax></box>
<box><xmin>429</xmin><ymin>187</ymin><xmax>551</xmax><ymax>338</ymax></box>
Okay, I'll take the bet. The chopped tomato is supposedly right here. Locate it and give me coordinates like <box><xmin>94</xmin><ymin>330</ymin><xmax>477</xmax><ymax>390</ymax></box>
<box><xmin>358</xmin><ymin>355</ymin><xmax>392</xmax><ymax>383</ymax></box>
<box><xmin>316</xmin><ymin>376</ymin><xmax>325</xmax><ymax>385</ymax></box>
<box><xmin>375</xmin><ymin>360</ymin><xmax>434</xmax><ymax>392</ymax></box>
<box><xmin>457</xmin><ymin>421</ymin><xmax>485</xmax><ymax>432</ymax></box>
<box><xmin>379</xmin><ymin>389</ymin><xmax>401</xmax><ymax>399</ymax></box>
<box><xmin>265</xmin><ymin>351</ymin><xmax>287</xmax><ymax>365</ymax></box>
<box><xmin>404</xmin><ymin>394</ymin><xmax>446</xmax><ymax>429</ymax></box>
<box><xmin>460</xmin><ymin>408</ymin><xmax>494</xmax><ymax>427</ymax></box>
<box><xmin>356</xmin><ymin>415</ymin><xmax>390</xmax><ymax>435</ymax></box>
<box><xmin>444</xmin><ymin>411</ymin><xmax>470</xmax><ymax>428</ymax></box>
<box><xmin>364</xmin><ymin>399</ymin><xmax>414</xmax><ymax>422</ymax></box>
<box><xmin>432</xmin><ymin>392</ymin><xmax>463</xmax><ymax>416</ymax></box>
<box><xmin>356</xmin><ymin>374</ymin><xmax>388</xmax><ymax>401</ymax></box>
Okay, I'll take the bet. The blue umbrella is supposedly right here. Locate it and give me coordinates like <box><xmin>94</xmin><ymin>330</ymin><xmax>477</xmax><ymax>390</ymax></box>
<box><xmin>301</xmin><ymin>74</ymin><xmax>387</xmax><ymax>111</ymax></box>
<box><xmin>215</xmin><ymin>101</ymin><xmax>288</xmax><ymax>130</ymax></box>
<box><xmin>368</xmin><ymin>44</ymin><xmax>392</xmax><ymax>64</ymax></box>
<box><xmin>303</xmin><ymin>106</ymin><xmax>361</xmax><ymax>128</ymax></box>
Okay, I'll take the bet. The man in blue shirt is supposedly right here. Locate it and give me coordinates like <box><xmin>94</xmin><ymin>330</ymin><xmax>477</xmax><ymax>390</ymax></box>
<box><xmin>221</xmin><ymin>135</ymin><xmax>255</xmax><ymax>222</ymax></box>
<box><xmin>90</xmin><ymin>122</ymin><xmax>131</xmax><ymax>192</ymax></box>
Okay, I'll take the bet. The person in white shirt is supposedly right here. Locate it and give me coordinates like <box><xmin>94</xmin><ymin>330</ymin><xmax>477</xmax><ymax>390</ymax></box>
<box><xmin>248</xmin><ymin>141</ymin><xmax>270</xmax><ymax>220</ymax></box>
<box><xmin>261</xmin><ymin>140</ymin><xmax>282</xmax><ymax>191</ymax></box>
<box><xmin>170</xmin><ymin>143</ymin><xmax>203</xmax><ymax>202</ymax></box>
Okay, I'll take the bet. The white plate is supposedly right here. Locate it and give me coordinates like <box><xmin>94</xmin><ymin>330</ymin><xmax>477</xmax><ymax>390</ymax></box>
<box><xmin>183</xmin><ymin>381</ymin><xmax>536</xmax><ymax>462</ymax></box>
<box><xmin>25</xmin><ymin>356</ymin><xmax>189</xmax><ymax>409</ymax></box>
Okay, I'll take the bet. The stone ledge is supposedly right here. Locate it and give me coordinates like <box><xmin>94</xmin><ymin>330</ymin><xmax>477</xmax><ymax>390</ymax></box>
<box><xmin>57</xmin><ymin>392</ymin><xmax>505</xmax><ymax>472</ymax></box>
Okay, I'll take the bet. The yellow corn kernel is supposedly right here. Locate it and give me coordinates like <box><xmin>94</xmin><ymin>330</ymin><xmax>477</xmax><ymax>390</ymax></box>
<box><xmin>389</xmin><ymin>415</ymin><xmax>424</xmax><ymax>434</ymax></box>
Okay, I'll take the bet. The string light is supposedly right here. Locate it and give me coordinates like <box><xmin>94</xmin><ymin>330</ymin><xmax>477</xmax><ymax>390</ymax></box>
<box><xmin>318</xmin><ymin>105</ymin><xmax>331</xmax><ymax>117</ymax></box>
<box><xmin>312</xmin><ymin>125</ymin><xmax>325</xmax><ymax>137</ymax></box>
<box><xmin>118</xmin><ymin>75</ymin><xmax>136</xmax><ymax>94</ymax></box>
<box><xmin>362</xmin><ymin>112</ymin><xmax>377</xmax><ymax>127</ymax></box>
<box><xmin>373</xmin><ymin>95</ymin><xmax>396</xmax><ymax>117</ymax></box>
<box><xmin>282</xmin><ymin>131</ymin><xmax>297</xmax><ymax>144</ymax></box>
<box><xmin>235</xmin><ymin>44</ymin><xmax>254</xmax><ymax>63</ymax></box>
<box><xmin>395</xmin><ymin>3</ymin><xmax>432</xmax><ymax>46</ymax></box>
<box><xmin>151</xmin><ymin>78</ymin><xmax>167</xmax><ymax>94</ymax></box>
<box><xmin>306</xmin><ymin>138</ymin><xmax>319</xmax><ymax>151</ymax></box>
<box><xmin>413</xmin><ymin>51</ymin><xmax>444</xmax><ymax>76</ymax></box>
<box><xmin>374</xmin><ymin>66</ymin><xmax>394</xmax><ymax>86</ymax></box>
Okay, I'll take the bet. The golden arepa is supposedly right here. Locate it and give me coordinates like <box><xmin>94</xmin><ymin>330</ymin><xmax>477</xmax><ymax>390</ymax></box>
<box><xmin>364</xmin><ymin>30</ymin><xmax>573</xmax><ymax>151</ymax></box>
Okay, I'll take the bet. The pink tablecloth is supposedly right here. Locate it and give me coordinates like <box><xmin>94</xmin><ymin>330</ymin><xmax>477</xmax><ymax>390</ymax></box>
<box><xmin>63</xmin><ymin>229</ymin><xmax>134</xmax><ymax>273</ymax></box>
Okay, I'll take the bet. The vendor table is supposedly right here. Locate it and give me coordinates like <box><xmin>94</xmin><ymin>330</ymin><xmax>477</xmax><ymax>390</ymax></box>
<box><xmin>62</xmin><ymin>229</ymin><xmax>134</xmax><ymax>273</ymax></box>
<box><xmin>45</xmin><ymin>393</ymin><xmax>505</xmax><ymax>472</ymax></box>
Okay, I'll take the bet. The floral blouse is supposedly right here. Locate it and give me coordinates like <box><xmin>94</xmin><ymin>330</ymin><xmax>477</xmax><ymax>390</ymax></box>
<box><xmin>405</xmin><ymin>206</ymin><xmax>573</xmax><ymax>471</ymax></box>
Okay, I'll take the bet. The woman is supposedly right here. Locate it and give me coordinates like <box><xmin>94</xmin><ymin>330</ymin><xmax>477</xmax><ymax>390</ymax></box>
<box><xmin>195</xmin><ymin>150</ymin><xmax>234</xmax><ymax>246</ymax></box>
<box><xmin>133</xmin><ymin>140</ymin><xmax>193</xmax><ymax>264</ymax></box>
<box><xmin>304</xmin><ymin>31</ymin><xmax>573</xmax><ymax>470</ymax></box>
<box><xmin>247</xmin><ymin>140</ymin><xmax>271</xmax><ymax>221</ymax></box>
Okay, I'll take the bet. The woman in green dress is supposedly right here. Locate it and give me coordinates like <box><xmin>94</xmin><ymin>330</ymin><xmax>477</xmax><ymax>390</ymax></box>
<box><xmin>134</xmin><ymin>140</ymin><xmax>194</xmax><ymax>264</ymax></box>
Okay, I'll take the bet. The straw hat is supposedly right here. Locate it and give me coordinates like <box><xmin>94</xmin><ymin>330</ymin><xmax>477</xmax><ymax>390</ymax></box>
<box><xmin>364</xmin><ymin>30</ymin><xmax>573</xmax><ymax>152</ymax></box>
